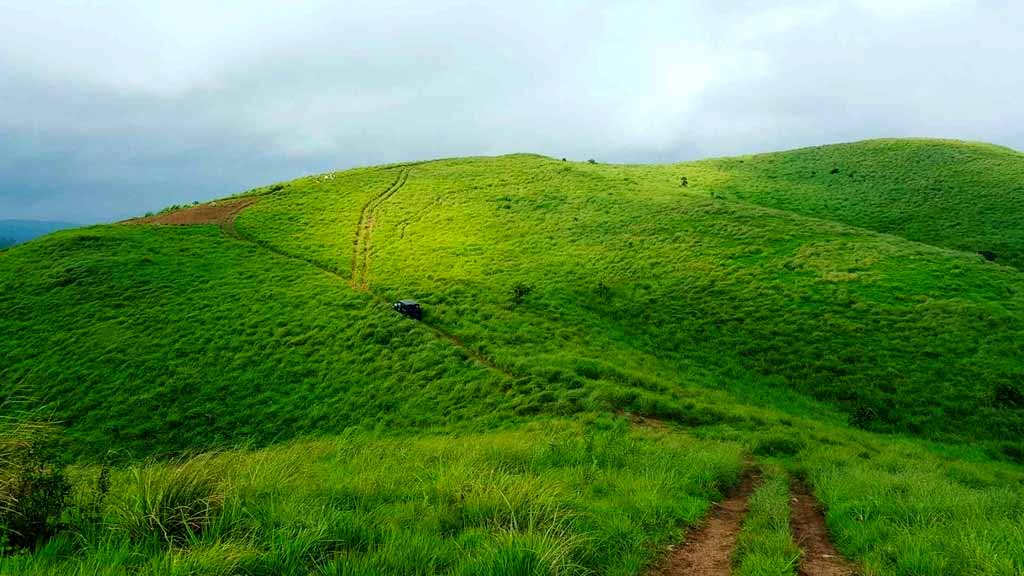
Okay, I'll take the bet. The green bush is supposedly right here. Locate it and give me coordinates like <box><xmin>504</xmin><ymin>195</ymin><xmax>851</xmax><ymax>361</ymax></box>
<box><xmin>0</xmin><ymin>409</ymin><xmax>71</xmax><ymax>552</ymax></box>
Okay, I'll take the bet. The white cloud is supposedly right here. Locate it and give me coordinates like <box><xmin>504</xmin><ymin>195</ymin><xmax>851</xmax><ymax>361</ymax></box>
<box><xmin>851</xmin><ymin>0</ymin><xmax>974</xmax><ymax>20</ymax></box>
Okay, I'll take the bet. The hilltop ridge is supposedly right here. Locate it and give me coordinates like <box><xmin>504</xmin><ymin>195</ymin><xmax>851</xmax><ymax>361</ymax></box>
<box><xmin>688</xmin><ymin>138</ymin><xmax>1024</xmax><ymax>267</ymax></box>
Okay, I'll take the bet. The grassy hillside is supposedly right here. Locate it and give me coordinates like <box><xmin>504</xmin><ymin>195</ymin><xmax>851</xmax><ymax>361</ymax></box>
<box><xmin>691</xmin><ymin>139</ymin><xmax>1024</xmax><ymax>267</ymax></box>
<box><xmin>2</xmin><ymin>138</ymin><xmax>1024</xmax><ymax>574</ymax></box>
<box><xmin>0</xmin><ymin>225</ymin><xmax>508</xmax><ymax>457</ymax></box>
<box><xmin>240</xmin><ymin>153</ymin><xmax>1024</xmax><ymax>445</ymax></box>
<box><xmin>4</xmin><ymin>409</ymin><xmax>1023</xmax><ymax>574</ymax></box>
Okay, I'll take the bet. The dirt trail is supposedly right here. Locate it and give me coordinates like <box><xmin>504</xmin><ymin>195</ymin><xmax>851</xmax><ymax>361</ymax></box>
<box><xmin>352</xmin><ymin>169</ymin><xmax>408</xmax><ymax>290</ymax></box>
<box><xmin>791</xmin><ymin>483</ymin><xmax>859</xmax><ymax>576</ymax></box>
<box><xmin>650</xmin><ymin>472</ymin><xmax>758</xmax><ymax>576</ymax></box>
<box><xmin>129</xmin><ymin>197</ymin><xmax>258</xmax><ymax>227</ymax></box>
<box><xmin>220</xmin><ymin>198</ymin><xmax>259</xmax><ymax>239</ymax></box>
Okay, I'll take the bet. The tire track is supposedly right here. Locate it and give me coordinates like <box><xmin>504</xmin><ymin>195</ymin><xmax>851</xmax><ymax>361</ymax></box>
<box><xmin>220</xmin><ymin>198</ymin><xmax>260</xmax><ymax>239</ymax></box>
<box><xmin>352</xmin><ymin>169</ymin><xmax>408</xmax><ymax>290</ymax></box>
<box><xmin>649</xmin><ymin>471</ymin><xmax>758</xmax><ymax>576</ymax></box>
<box><xmin>791</xmin><ymin>482</ymin><xmax>859</xmax><ymax>576</ymax></box>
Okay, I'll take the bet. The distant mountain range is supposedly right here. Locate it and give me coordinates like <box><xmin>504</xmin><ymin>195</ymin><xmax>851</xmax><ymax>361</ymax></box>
<box><xmin>0</xmin><ymin>219</ymin><xmax>77</xmax><ymax>248</ymax></box>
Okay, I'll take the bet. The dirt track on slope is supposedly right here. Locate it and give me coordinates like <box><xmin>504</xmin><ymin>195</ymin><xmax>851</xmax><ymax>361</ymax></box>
<box><xmin>220</xmin><ymin>198</ymin><xmax>258</xmax><ymax>239</ymax></box>
<box><xmin>352</xmin><ymin>169</ymin><xmax>408</xmax><ymax>290</ymax></box>
<box><xmin>649</xmin><ymin>472</ymin><xmax>758</xmax><ymax>576</ymax></box>
<box><xmin>791</xmin><ymin>482</ymin><xmax>859</xmax><ymax>576</ymax></box>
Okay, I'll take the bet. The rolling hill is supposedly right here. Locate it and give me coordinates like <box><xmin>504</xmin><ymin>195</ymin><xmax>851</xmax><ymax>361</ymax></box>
<box><xmin>691</xmin><ymin>139</ymin><xmax>1024</xmax><ymax>267</ymax></box>
<box><xmin>1</xmin><ymin>139</ymin><xmax>1023</xmax><ymax>575</ymax></box>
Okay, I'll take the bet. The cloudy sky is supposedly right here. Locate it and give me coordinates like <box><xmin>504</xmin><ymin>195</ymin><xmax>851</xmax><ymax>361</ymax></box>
<box><xmin>1</xmin><ymin>0</ymin><xmax>1021</xmax><ymax>223</ymax></box>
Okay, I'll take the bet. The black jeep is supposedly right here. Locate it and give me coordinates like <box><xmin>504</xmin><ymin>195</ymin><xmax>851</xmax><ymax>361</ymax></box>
<box><xmin>393</xmin><ymin>299</ymin><xmax>422</xmax><ymax>320</ymax></box>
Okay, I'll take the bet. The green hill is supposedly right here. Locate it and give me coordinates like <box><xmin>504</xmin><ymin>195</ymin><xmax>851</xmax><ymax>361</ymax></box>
<box><xmin>690</xmin><ymin>139</ymin><xmax>1024</xmax><ymax>268</ymax></box>
<box><xmin>2</xmin><ymin>139</ymin><xmax>1023</xmax><ymax>574</ymax></box>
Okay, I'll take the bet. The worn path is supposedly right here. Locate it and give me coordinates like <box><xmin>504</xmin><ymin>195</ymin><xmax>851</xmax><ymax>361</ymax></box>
<box><xmin>791</xmin><ymin>482</ymin><xmax>859</xmax><ymax>576</ymax></box>
<box><xmin>352</xmin><ymin>169</ymin><xmax>408</xmax><ymax>290</ymax></box>
<box><xmin>650</xmin><ymin>472</ymin><xmax>758</xmax><ymax>576</ymax></box>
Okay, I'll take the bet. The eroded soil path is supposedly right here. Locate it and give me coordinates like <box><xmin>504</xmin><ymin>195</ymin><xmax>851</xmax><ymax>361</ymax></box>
<box><xmin>650</xmin><ymin>472</ymin><xmax>758</xmax><ymax>576</ymax></box>
<box><xmin>220</xmin><ymin>198</ymin><xmax>260</xmax><ymax>239</ymax></box>
<box><xmin>129</xmin><ymin>197</ymin><xmax>258</xmax><ymax>227</ymax></box>
<box><xmin>791</xmin><ymin>482</ymin><xmax>859</xmax><ymax>576</ymax></box>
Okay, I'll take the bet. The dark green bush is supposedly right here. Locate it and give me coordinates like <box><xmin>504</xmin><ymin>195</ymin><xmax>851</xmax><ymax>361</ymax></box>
<box><xmin>511</xmin><ymin>283</ymin><xmax>532</xmax><ymax>307</ymax></box>
<box><xmin>752</xmin><ymin>431</ymin><xmax>805</xmax><ymax>456</ymax></box>
<box><xmin>994</xmin><ymin>383</ymin><xmax>1024</xmax><ymax>408</ymax></box>
<box><xmin>0</xmin><ymin>412</ymin><xmax>71</xmax><ymax>552</ymax></box>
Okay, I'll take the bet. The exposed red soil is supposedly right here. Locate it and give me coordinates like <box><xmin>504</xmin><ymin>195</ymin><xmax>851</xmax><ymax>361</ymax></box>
<box><xmin>649</xmin><ymin>472</ymin><xmax>758</xmax><ymax>576</ymax></box>
<box><xmin>220</xmin><ymin>198</ymin><xmax>258</xmax><ymax>239</ymax></box>
<box><xmin>791</xmin><ymin>482</ymin><xmax>859</xmax><ymax>576</ymax></box>
<box><xmin>129</xmin><ymin>198</ymin><xmax>258</xmax><ymax>227</ymax></box>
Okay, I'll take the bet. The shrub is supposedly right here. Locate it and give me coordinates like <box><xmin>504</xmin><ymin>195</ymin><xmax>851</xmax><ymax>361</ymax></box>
<box><xmin>511</xmin><ymin>283</ymin><xmax>532</xmax><ymax>307</ymax></box>
<box><xmin>752</xmin><ymin>431</ymin><xmax>805</xmax><ymax>456</ymax></box>
<box><xmin>0</xmin><ymin>408</ymin><xmax>71</xmax><ymax>552</ymax></box>
<box><xmin>849</xmin><ymin>404</ymin><xmax>879</xmax><ymax>429</ymax></box>
<box><xmin>994</xmin><ymin>383</ymin><xmax>1024</xmax><ymax>408</ymax></box>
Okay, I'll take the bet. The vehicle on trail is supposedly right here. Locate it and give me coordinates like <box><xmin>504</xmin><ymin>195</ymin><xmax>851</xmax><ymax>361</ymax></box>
<box><xmin>393</xmin><ymin>299</ymin><xmax>422</xmax><ymax>320</ymax></box>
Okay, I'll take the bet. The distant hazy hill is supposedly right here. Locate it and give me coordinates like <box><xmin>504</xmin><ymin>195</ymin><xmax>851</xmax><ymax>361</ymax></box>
<box><xmin>0</xmin><ymin>219</ymin><xmax>76</xmax><ymax>248</ymax></box>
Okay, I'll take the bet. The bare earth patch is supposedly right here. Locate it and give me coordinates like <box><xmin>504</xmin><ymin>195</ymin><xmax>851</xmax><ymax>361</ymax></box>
<box><xmin>129</xmin><ymin>198</ymin><xmax>257</xmax><ymax>227</ymax></box>
<box><xmin>791</xmin><ymin>482</ymin><xmax>859</xmax><ymax>576</ymax></box>
<box><xmin>649</xmin><ymin>472</ymin><xmax>757</xmax><ymax>576</ymax></box>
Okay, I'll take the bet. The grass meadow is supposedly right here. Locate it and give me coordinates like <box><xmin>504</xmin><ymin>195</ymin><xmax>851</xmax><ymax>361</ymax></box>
<box><xmin>2</xmin><ymin>139</ymin><xmax>1024</xmax><ymax>573</ymax></box>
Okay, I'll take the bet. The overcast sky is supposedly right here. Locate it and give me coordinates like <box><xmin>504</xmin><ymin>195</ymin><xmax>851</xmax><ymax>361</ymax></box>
<box><xmin>1</xmin><ymin>0</ymin><xmax>1022</xmax><ymax>223</ymax></box>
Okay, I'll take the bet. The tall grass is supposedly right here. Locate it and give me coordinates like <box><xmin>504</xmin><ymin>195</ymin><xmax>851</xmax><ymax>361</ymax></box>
<box><xmin>0</xmin><ymin>419</ymin><xmax>743</xmax><ymax>574</ymax></box>
<box><xmin>799</xmin><ymin>434</ymin><xmax>1024</xmax><ymax>575</ymax></box>
<box><xmin>112</xmin><ymin>453</ymin><xmax>225</xmax><ymax>545</ymax></box>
